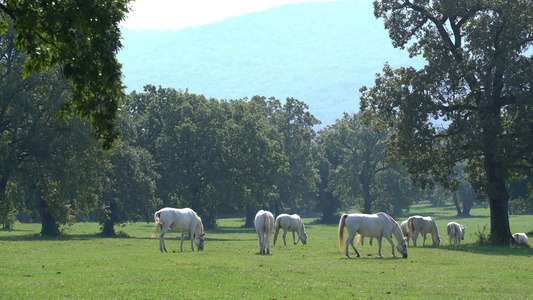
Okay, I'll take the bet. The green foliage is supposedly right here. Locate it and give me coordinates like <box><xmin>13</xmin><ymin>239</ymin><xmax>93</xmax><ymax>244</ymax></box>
<box><xmin>97</xmin><ymin>142</ymin><xmax>160</xmax><ymax>236</ymax></box>
<box><xmin>260</xmin><ymin>97</ymin><xmax>320</xmax><ymax>214</ymax></box>
<box><xmin>1</xmin><ymin>1</ymin><xmax>131</xmax><ymax>149</ymax></box>
<box><xmin>362</xmin><ymin>0</ymin><xmax>533</xmax><ymax>243</ymax></box>
<box><xmin>319</xmin><ymin>112</ymin><xmax>414</xmax><ymax>215</ymax></box>
<box><xmin>125</xmin><ymin>86</ymin><xmax>291</xmax><ymax>227</ymax></box>
<box><xmin>0</xmin><ymin>26</ymin><xmax>108</xmax><ymax>236</ymax></box>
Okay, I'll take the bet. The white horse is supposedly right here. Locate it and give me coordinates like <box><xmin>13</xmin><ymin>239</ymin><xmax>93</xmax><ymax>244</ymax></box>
<box><xmin>401</xmin><ymin>220</ymin><xmax>412</xmax><ymax>246</ymax></box>
<box><xmin>152</xmin><ymin>207</ymin><xmax>205</xmax><ymax>252</ymax></box>
<box><xmin>273</xmin><ymin>214</ymin><xmax>308</xmax><ymax>245</ymax></box>
<box><xmin>447</xmin><ymin>222</ymin><xmax>466</xmax><ymax>245</ymax></box>
<box><xmin>406</xmin><ymin>215</ymin><xmax>441</xmax><ymax>246</ymax></box>
<box><xmin>364</xmin><ymin>220</ymin><xmax>410</xmax><ymax>247</ymax></box>
<box><xmin>513</xmin><ymin>233</ymin><xmax>529</xmax><ymax>245</ymax></box>
<box><xmin>338</xmin><ymin>212</ymin><xmax>408</xmax><ymax>259</ymax></box>
<box><xmin>254</xmin><ymin>210</ymin><xmax>275</xmax><ymax>254</ymax></box>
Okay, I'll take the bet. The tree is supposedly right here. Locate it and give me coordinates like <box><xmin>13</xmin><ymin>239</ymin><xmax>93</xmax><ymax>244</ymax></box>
<box><xmin>314</xmin><ymin>144</ymin><xmax>341</xmax><ymax>223</ymax></box>
<box><xmin>221</xmin><ymin>99</ymin><xmax>287</xmax><ymax>227</ymax></box>
<box><xmin>126</xmin><ymin>87</ymin><xmax>286</xmax><ymax>228</ymax></box>
<box><xmin>320</xmin><ymin>112</ymin><xmax>413</xmax><ymax>215</ymax></box>
<box><xmin>451</xmin><ymin>162</ymin><xmax>478</xmax><ymax>217</ymax></box>
<box><xmin>361</xmin><ymin>0</ymin><xmax>532</xmax><ymax>244</ymax></box>
<box><xmin>0</xmin><ymin>24</ymin><xmax>106</xmax><ymax>235</ymax></box>
<box><xmin>98</xmin><ymin>143</ymin><xmax>160</xmax><ymax>236</ymax></box>
<box><xmin>0</xmin><ymin>1</ymin><xmax>130</xmax><ymax>149</ymax></box>
<box><xmin>266</xmin><ymin>97</ymin><xmax>320</xmax><ymax>214</ymax></box>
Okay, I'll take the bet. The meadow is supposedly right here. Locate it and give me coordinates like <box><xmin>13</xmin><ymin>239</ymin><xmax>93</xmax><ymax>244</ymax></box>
<box><xmin>1</xmin><ymin>202</ymin><xmax>532</xmax><ymax>299</ymax></box>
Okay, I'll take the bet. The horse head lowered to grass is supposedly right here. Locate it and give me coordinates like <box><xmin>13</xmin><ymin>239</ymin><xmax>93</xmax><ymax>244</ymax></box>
<box><xmin>152</xmin><ymin>207</ymin><xmax>205</xmax><ymax>252</ymax></box>
<box><xmin>406</xmin><ymin>215</ymin><xmax>441</xmax><ymax>246</ymax></box>
<box><xmin>273</xmin><ymin>214</ymin><xmax>307</xmax><ymax>246</ymax></box>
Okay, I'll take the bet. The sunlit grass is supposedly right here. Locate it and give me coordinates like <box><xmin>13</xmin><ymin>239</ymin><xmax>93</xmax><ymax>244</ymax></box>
<box><xmin>1</xmin><ymin>202</ymin><xmax>532</xmax><ymax>299</ymax></box>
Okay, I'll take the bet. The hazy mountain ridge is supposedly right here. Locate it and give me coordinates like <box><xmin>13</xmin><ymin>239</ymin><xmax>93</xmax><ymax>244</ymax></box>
<box><xmin>118</xmin><ymin>1</ymin><xmax>422</xmax><ymax>126</ymax></box>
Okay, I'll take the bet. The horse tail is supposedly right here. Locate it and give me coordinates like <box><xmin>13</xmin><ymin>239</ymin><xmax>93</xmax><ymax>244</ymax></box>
<box><xmin>356</xmin><ymin>234</ymin><xmax>364</xmax><ymax>246</ymax></box>
<box><xmin>151</xmin><ymin>211</ymin><xmax>162</xmax><ymax>238</ymax></box>
<box><xmin>273</xmin><ymin>216</ymin><xmax>281</xmax><ymax>245</ymax></box>
<box><xmin>338</xmin><ymin>214</ymin><xmax>348</xmax><ymax>251</ymax></box>
<box><xmin>264</xmin><ymin>213</ymin><xmax>272</xmax><ymax>245</ymax></box>
<box><xmin>406</xmin><ymin>217</ymin><xmax>414</xmax><ymax>234</ymax></box>
<box><xmin>447</xmin><ymin>223</ymin><xmax>454</xmax><ymax>237</ymax></box>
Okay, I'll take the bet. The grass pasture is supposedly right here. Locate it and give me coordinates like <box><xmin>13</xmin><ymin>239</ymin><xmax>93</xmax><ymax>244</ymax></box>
<box><xmin>1</xmin><ymin>203</ymin><xmax>532</xmax><ymax>299</ymax></box>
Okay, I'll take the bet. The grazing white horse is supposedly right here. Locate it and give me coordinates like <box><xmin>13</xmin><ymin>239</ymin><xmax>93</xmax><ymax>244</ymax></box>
<box><xmin>273</xmin><ymin>214</ymin><xmax>308</xmax><ymax>245</ymax></box>
<box><xmin>447</xmin><ymin>222</ymin><xmax>466</xmax><ymax>245</ymax></box>
<box><xmin>401</xmin><ymin>220</ymin><xmax>412</xmax><ymax>246</ymax></box>
<box><xmin>152</xmin><ymin>207</ymin><xmax>205</xmax><ymax>252</ymax></box>
<box><xmin>513</xmin><ymin>233</ymin><xmax>529</xmax><ymax>245</ymax></box>
<box><xmin>365</xmin><ymin>220</ymin><xmax>410</xmax><ymax>246</ymax></box>
<box><xmin>338</xmin><ymin>212</ymin><xmax>408</xmax><ymax>259</ymax></box>
<box><xmin>254</xmin><ymin>210</ymin><xmax>275</xmax><ymax>254</ymax></box>
<box><xmin>406</xmin><ymin>215</ymin><xmax>441</xmax><ymax>246</ymax></box>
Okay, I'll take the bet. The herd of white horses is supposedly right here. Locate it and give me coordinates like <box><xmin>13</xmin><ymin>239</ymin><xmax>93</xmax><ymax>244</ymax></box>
<box><xmin>151</xmin><ymin>207</ymin><xmax>530</xmax><ymax>257</ymax></box>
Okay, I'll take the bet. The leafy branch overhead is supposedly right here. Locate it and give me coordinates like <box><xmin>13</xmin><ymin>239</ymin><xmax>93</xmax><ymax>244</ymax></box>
<box><xmin>0</xmin><ymin>0</ymin><xmax>131</xmax><ymax>149</ymax></box>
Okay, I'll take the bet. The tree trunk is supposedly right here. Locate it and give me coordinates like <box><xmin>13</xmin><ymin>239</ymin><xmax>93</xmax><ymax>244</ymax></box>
<box><xmin>244</xmin><ymin>203</ymin><xmax>257</xmax><ymax>228</ymax></box>
<box><xmin>462</xmin><ymin>190</ymin><xmax>474</xmax><ymax>217</ymax></box>
<box><xmin>452</xmin><ymin>192</ymin><xmax>462</xmax><ymax>216</ymax></box>
<box><xmin>486</xmin><ymin>163</ymin><xmax>512</xmax><ymax>244</ymax></box>
<box><xmin>102</xmin><ymin>220</ymin><xmax>115</xmax><ymax>236</ymax></box>
<box><xmin>362</xmin><ymin>179</ymin><xmax>372</xmax><ymax>214</ymax></box>
<box><xmin>101</xmin><ymin>200</ymin><xmax>118</xmax><ymax>236</ymax></box>
<box><xmin>0</xmin><ymin>177</ymin><xmax>11</xmax><ymax>229</ymax></box>
<box><xmin>39</xmin><ymin>198</ymin><xmax>60</xmax><ymax>236</ymax></box>
<box><xmin>202</xmin><ymin>214</ymin><xmax>217</xmax><ymax>230</ymax></box>
<box><xmin>482</xmin><ymin>107</ymin><xmax>512</xmax><ymax>244</ymax></box>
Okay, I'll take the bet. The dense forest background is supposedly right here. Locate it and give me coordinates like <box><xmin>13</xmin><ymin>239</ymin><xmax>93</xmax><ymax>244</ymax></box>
<box><xmin>2</xmin><ymin>0</ymin><xmax>531</xmax><ymax>237</ymax></box>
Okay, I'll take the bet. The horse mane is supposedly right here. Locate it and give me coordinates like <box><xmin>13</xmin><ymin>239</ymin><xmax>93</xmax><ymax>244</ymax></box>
<box><xmin>300</xmin><ymin>219</ymin><xmax>306</xmax><ymax>233</ymax></box>
<box><xmin>379</xmin><ymin>212</ymin><xmax>404</xmax><ymax>241</ymax></box>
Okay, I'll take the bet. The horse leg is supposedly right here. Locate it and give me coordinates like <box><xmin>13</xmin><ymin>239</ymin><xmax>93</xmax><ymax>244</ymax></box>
<box><xmin>159</xmin><ymin>232</ymin><xmax>167</xmax><ymax>252</ymax></box>
<box><xmin>422</xmin><ymin>233</ymin><xmax>427</xmax><ymax>246</ymax></box>
<box><xmin>377</xmin><ymin>237</ymin><xmax>384</xmax><ymax>258</ymax></box>
<box><xmin>283</xmin><ymin>229</ymin><xmax>287</xmax><ymax>246</ymax></box>
<box><xmin>346</xmin><ymin>232</ymin><xmax>359</xmax><ymax>258</ymax></box>
<box><xmin>159</xmin><ymin>225</ymin><xmax>170</xmax><ymax>252</ymax></box>
<box><xmin>383</xmin><ymin>235</ymin><xmax>395</xmax><ymax>258</ymax></box>
<box><xmin>190</xmin><ymin>231</ymin><xmax>196</xmax><ymax>251</ymax></box>
<box><xmin>257</xmin><ymin>229</ymin><xmax>265</xmax><ymax>254</ymax></box>
<box><xmin>412</xmin><ymin>231</ymin><xmax>419</xmax><ymax>247</ymax></box>
<box><xmin>293</xmin><ymin>231</ymin><xmax>298</xmax><ymax>244</ymax></box>
<box><xmin>180</xmin><ymin>231</ymin><xmax>185</xmax><ymax>252</ymax></box>
<box><xmin>265</xmin><ymin>230</ymin><xmax>271</xmax><ymax>255</ymax></box>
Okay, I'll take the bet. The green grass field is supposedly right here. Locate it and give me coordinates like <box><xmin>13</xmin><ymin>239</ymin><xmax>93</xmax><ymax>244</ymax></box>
<box><xmin>1</xmin><ymin>203</ymin><xmax>532</xmax><ymax>299</ymax></box>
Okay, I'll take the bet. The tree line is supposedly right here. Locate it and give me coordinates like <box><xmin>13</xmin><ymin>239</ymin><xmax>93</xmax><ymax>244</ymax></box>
<box><xmin>0</xmin><ymin>24</ymin><xmax>439</xmax><ymax>235</ymax></box>
<box><xmin>1</xmin><ymin>1</ymin><xmax>531</xmax><ymax>244</ymax></box>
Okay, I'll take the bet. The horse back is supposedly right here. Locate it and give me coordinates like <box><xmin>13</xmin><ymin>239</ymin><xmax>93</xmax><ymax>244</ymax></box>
<box><xmin>158</xmin><ymin>207</ymin><xmax>198</xmax><ymax>231</ymax></box>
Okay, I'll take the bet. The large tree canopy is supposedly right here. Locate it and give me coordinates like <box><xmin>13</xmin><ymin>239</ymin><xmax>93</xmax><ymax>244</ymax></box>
<box><xmin>0</xmin><ymin>0</ymin><xmax>130</xmax><ymax>149</ymax></box>
<box><xmin>361</xmin><ymin>0</ymin><xmax>532</xmax><ymax>244</ymax></box>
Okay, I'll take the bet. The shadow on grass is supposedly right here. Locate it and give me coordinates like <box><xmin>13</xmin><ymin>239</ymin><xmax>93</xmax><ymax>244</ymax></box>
<box><xmin>435</xmin><ymin>244</ymin><xmax>533</xmax><ymax>256</ymax></box>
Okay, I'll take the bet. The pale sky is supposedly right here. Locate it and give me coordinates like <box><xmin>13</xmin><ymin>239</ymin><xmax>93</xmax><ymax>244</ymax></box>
<box><xmin>121</xmin><ymin>0</ymin><xmax>339</xmax><ymax>30</ymax></box>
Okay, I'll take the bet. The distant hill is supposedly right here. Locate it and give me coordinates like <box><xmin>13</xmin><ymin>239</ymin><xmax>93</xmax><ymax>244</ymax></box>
<box><xmin>118</xmin><ymin>0</ymin><xmax>423</xmax><ymax>127</ymax></box>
